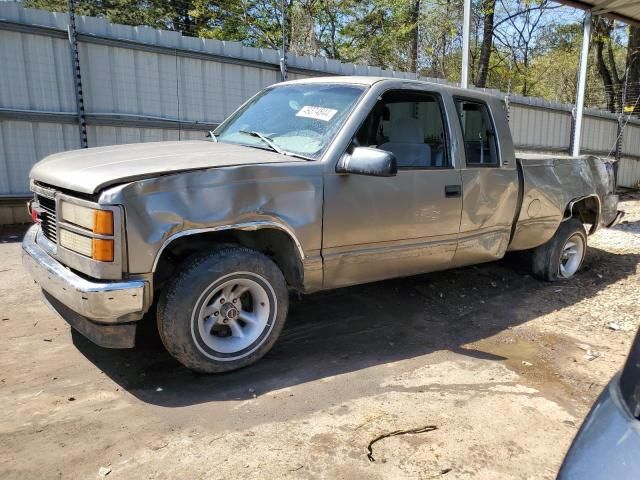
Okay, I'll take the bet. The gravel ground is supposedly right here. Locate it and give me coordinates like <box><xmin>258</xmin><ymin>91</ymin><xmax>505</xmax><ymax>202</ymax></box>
<box><xmin>0</xmin><ymin>195</ymin><xmax>638</xmax><ymax>480</ymax></box>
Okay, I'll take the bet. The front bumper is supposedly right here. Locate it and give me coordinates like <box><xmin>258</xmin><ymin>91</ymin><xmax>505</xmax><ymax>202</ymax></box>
<box><xmin>22</xmin><ymin>225</ymin><xmax>148</xmax><ymax>348</ymax></box>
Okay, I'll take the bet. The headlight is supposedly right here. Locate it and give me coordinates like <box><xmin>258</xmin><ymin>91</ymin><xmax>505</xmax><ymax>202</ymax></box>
<box><xmin>60</xmin><ymin>201</ymin><xmax>113</xmax><ymax>235</ymax></box>
<box><xmin>59</xmin><ymin>229</ymin><xmax>114</xmax><ymax>262</ymax></box>
<box><xmin>59</xmin><ymin>229</ymin><xmax>93</xmax><ymax>257</ymax></box>
<box><xmin>59</xmin><ymin>201</ymin><xmax>115</xmax><ymax>262</ymax></box>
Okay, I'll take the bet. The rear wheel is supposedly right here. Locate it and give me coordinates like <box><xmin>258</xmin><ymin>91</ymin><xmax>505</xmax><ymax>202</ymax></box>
<box><xmin>157</xmin><ymin>246</ymin><xmax>289</xmax><ymax>373</ymax></box>
<box><xmin>531</xmin><ymin>218</ymin><xmax>587</xmax><ymax>282</ymax></box>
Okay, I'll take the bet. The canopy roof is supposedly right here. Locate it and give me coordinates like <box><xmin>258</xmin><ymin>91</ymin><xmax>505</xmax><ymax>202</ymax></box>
<box><xmin>559</xmin><ymin>0</ymin><xmax>640</xmax><ymax>25</ymax></box>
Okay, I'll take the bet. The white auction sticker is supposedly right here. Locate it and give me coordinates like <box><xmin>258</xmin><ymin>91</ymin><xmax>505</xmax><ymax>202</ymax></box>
<box><xmin>296</xmin><ymin>106</ymin><xmax>338</xmax><ymax>121</ymax></box>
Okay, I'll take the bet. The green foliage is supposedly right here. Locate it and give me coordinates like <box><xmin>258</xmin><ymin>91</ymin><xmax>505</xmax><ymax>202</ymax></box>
<box><xmin>23</xmin><ymin>0</ymin><xmax>638</xmax><ymax>106</ymax></box>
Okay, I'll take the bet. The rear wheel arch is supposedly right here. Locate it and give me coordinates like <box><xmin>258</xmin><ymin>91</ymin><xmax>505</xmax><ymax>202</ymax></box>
<box><xmin>564</xmin><ymin>195</ymin><xmax>600</xmax><ymax>235</ymax></box>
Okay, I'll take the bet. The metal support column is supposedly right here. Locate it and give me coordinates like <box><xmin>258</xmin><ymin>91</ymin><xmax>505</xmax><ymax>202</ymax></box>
<box><xmin>460</xmin><ymin>0</ymin><xmax>472</xmax><ymax>88</ymax></box>
<box><xmin>67</xmin><ymin>0</ymin><xmax>88</xmax><ymax>148</ymax></box>
<box><xmin>571</xmin><ymin>10</ymin><xmax>592</xmax><ymax>157</ymax></box>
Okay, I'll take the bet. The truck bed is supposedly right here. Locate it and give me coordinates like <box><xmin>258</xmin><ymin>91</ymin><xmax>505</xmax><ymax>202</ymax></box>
<box><xmin>508</xmin><ymin>152</ymin><xmax>619</xmax><ymax>251</ymax></box>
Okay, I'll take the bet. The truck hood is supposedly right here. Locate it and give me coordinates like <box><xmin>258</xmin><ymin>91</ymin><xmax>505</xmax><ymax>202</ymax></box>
<box><xmin>29</xmin><ymin>140</ymin><xmax>305</xmax><ymax>194</ymax></box>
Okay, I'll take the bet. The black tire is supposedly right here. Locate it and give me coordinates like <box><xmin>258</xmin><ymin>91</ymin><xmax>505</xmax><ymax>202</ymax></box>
<box><xmin>157</xmin><ymin>246</ymin><xmax>289</xmax><ymax>373</ymax></box>
<box><xmin>531</xmin><ymin>218</ymin><xmax>587</xmax><ymax>282</ymax></box>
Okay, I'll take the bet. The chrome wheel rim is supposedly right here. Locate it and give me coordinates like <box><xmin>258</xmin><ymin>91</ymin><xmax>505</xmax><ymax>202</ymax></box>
<box><xmin>193</xmin><ymin>273</ymin><xmax>273</xmax><ymax>358</ymax></box>
<box><xmin>559</xmin><ymin>233</ymin><xmax>585</xmax><ymax>278</ymax></box>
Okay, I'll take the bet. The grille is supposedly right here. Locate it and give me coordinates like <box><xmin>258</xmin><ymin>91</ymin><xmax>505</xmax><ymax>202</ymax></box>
<box><xmin>37</xmin><ymin>194</ymin><xmax>57</xmax><ymax>243</ymax></box>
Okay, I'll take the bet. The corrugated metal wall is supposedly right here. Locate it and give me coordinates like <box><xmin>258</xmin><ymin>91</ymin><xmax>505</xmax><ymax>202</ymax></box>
<box><xmin>508</xmin><ymin>103</ymin><xmax>573</xmax><ymax>152</ymax></box>
<box><xmin>1</xmin><ymin>2</ymin><xmax>639</xmax><ymax>217</ymax></box>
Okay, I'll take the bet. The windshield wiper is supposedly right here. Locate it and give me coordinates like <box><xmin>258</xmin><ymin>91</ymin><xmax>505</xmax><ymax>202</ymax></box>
<box><xmin>238</xmin><ymin>130</ymin><xmax>286</xmax><ymax>155</ymax></box>
<box><xmin>235</xmin><ymin>130</ymin><xmax>315</xmax><ymax>160</ymax></box>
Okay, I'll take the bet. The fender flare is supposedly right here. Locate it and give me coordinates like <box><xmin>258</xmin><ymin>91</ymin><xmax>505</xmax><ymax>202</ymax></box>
<box><xmin>151</xmin><ymin>220</ymin><xmax>306</xmax><ymax>272</ymax></box>
<box><xmin>563</xmin><ymin>194</ymin><xmax>601</xmax><ymax>235</ymax></box>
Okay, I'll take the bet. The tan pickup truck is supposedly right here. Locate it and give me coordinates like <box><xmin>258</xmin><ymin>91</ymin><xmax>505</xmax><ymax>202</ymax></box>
<box><xmin>23</xmin><ymin>77</ymin><xmax>623</xmax><ymax>372</ymax></box>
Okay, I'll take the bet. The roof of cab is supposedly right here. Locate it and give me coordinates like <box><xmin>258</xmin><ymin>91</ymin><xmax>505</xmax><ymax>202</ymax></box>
<box><xmin>281</xmin><ymin>76</ymin><xmax>387</xmax><ymax>86</ymax></box>
<box><xmin>278</xmin><ymin>76</ymin><xmax>500</xmax><ymax>102</ymax></box>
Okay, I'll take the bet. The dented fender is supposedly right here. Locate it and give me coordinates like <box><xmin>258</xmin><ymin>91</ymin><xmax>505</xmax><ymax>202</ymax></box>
<box><xmin>99</xmin><ymin>161</ymin><xmax>325</xmax><ymax>290</ymax></box>
<box><xmin>509</xmin><ymin>154</ymin><xmax>620</xmax><ymax>251</ymax></box>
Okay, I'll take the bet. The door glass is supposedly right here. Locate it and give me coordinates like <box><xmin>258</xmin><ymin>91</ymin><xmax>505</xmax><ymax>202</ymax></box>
<box><xmin>354</xmin><ymin>91</ymin><xmax>449</xmax><ymax>168</ymax></box>
<box><xmin>454</xmin><ymin>100</ymin><xmax>499</xmax><ymax>166</ymax></box>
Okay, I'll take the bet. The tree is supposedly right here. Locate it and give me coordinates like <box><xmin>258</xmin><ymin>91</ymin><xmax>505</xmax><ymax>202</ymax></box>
<box><xmin>475</xmin><ymin>0</ymin><xmax>496</xmax><ymax>87</ymax></box>
<box><xmin>22</xmin><ymin>0</ymin><xmax>640</xmax><ymax>112</ymax></box>
<box><xmin>590</xmin><ymin>17</ymin><xmax>638</xmax><ymax>114</ymax></box>
<box><xmin>592</xmin><ymin>17</ymin><xmax>619</xmax><ymax>112</ymax></box>
<box><xmin>419</xmin><ymin>0</ymin><xmax>463</xmax><ymax>80</ymax></box>
<box><xmin>492</xmin><ymin>0</ymin><xmax>562</xmax><ymax>95</ymax></box>
<box><xmin>408</xmin><ymin>0</ymin><xmax>421</xmax><ymax>72</ymax></box>
<box><xmin>624</xmin><ymin>26</ymin><xmax>640</xmax><ymax>115</ymax></box>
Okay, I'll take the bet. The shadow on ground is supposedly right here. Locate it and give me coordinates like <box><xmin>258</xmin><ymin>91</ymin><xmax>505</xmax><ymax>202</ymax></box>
<box><xmin>613</xmin><ymin>218</ymin><xmax>640</xmax><ymax>234</ymax></box>
<box><xmin>68</xmin><ymin>245</ymin><xmax>639</xmax><ymax>408</ymax></box>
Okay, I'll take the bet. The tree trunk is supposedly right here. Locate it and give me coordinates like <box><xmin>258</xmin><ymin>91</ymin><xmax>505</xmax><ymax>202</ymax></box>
<box><xmin>521</xmin><ymin>50</ymin><xmax>529</xmax><ymax>96</ymax></box>
<box><xmin>408</xmin><ymin>0</ymin><xmax>420</xmax><ymax>73</ymax></box>
<box><xmin>593</xmin><ymin>17</ymin><xmax>618</xmax><ymax>113</ymax></box>
<box><xmin>475</xmin><ymin>0</ymin><xmax>495</xmax><ymax>88</ymax></box>
<box><xmin>626</xmin><ymin>25</ymin><xmax>640</xmax><ymax>115</ymax></box>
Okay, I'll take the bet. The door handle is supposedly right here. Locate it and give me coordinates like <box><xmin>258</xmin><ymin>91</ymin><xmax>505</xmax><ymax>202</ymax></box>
<box><xmin>445</xmin><ymin>185</ymin><xmax>462</xmax><ymax>198</ymax></box>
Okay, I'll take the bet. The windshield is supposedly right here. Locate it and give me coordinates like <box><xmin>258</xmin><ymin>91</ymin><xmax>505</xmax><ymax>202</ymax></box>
<box><xmin>215</xmin><ymin>84</ymin><xmax>366</xmax><ymax>159</ymax></box>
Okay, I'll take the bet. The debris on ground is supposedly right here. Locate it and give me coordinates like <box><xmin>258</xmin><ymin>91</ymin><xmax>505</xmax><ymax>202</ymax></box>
<box><xmin>585</xmin><ymin>349</ymin><xmax>602</xmax><ymax>361</ymax></box>
<box><xmin>366</xmin><ymin>425</ymin><xmax>438</xmax><ymax>462</ymax></box>
<box><xmin>607</xmin><ymin>322</ymin><xmax>621</xmax><ymax>331</ymax></box>
<box><xmin>97</xmin><ymin>466</ymin><xmax>111</xmax><ymax>477</ymax></box>
<box><xmin>149</xmin><ymin>440</ymin><xmax>168</xmax><ymax>451</ymax></box>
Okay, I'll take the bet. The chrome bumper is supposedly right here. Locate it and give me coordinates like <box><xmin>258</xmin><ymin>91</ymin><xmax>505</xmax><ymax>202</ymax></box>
<box><xmin>22</xmin><ymin>225</ymin><xmax>147</xmax><ymax>324</ymax></box>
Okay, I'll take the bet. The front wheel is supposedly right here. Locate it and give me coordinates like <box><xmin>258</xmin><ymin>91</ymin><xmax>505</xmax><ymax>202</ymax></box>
<box><xmin>157</xmin><ymin>247</ymin><xmax>289</xmax><ymax>373</ymax></box>
<box><xmin>531</xmin><ymin>218</ymin><xmax>587</xmax><ymax>282</ymax></box>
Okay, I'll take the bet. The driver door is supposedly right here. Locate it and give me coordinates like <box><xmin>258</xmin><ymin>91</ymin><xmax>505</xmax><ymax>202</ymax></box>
<box><xmin>322</xmin><ymin>90</ymin><xmax>463</xmax><ymax>288</ymax></box>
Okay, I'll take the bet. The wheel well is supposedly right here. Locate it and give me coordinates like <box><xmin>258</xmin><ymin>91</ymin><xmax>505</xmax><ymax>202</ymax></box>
<box><xmin>565</xmin><ymin>196</ymin><xmax>599</xmax><ymax>234</ymax></box>
<box><xmin>153</xmin><ymin>229</ymin><xmax>304</xmax><ymax>292</ymax></box>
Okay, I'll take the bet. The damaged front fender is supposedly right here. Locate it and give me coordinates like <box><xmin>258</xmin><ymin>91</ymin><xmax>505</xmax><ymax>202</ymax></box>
<box><xmin>99</xmin><ymin>161</ymin><xmax>325</xmax><ymax>291</ymax></box>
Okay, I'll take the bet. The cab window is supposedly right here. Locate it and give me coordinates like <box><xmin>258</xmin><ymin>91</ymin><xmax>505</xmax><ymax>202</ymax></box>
<box><xmin>454</xmin><ymin>99</ymin><xmax>499</xmax><ymax>166</ymax></box>
<box><xmin>354</xmin><ymin>90</ymin><xmax>449</xmax><ymax>169</ymax></box>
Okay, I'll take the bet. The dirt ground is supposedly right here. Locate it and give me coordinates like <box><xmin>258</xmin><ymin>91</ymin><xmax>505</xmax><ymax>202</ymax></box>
<box><xmin>1</xmin><ymin>196</ymin><xmax>639</xmax><ymax>480</ymax></box>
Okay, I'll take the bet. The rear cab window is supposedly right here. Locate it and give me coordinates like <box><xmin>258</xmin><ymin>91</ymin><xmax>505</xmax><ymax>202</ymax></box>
<box><xmin>454</xmin><ymin>98</ymin><xmax>500</xmax><ymax>167</ymax></box>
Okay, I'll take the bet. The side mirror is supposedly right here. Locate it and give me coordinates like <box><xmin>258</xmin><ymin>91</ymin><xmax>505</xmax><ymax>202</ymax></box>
<box><xmin>336</xmin><ymin>147</ymin><xmax>397</xmax><ymax>177</ymax></box>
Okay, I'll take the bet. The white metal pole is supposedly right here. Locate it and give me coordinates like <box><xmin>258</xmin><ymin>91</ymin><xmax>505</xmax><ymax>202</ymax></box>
<box><xmin>572</xmin><ymin>11</ymin><xmax>592</xmax><ymax>157</ymax></box>
<box><xmin>461</xmin><ymin>0</ymin><xmax>472</xmax><ymax>88</ymax></box>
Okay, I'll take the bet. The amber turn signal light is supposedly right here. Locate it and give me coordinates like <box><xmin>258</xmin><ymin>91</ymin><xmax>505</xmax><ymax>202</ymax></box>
<box><xmin>92</xmin><ymin>238</ymin><xmax>114</xmax><ymax>262</ymax></box>
<box><xmin>93</xmin><ymin>210</ymin><xmax>114</xmax><ymax>235</ymax></box>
